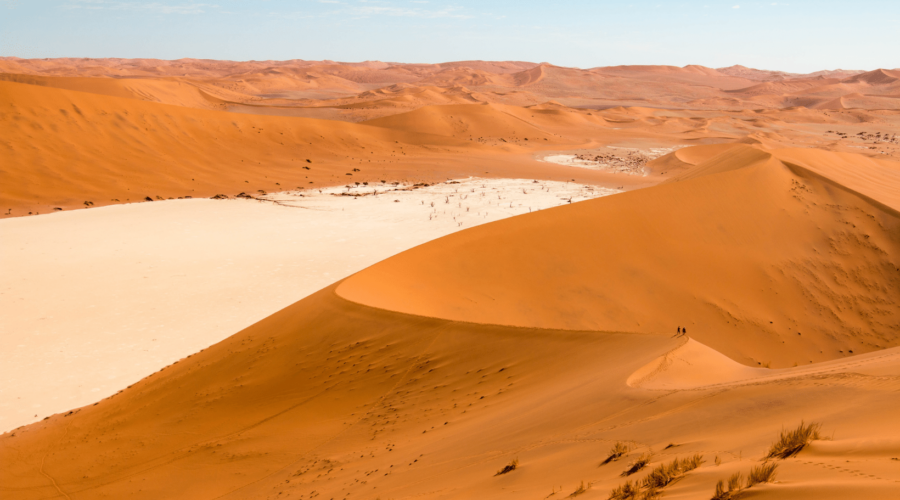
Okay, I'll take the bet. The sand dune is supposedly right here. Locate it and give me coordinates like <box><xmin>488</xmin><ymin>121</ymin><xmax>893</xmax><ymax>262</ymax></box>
<box><xmin>7</xmin><ymin>73</ymin><xmax>899</xmax><ymax>220</ymax></box>
<box><xmin>6</xmin><ymin>79</ymin><xmax>724</xmax><ymax>217</ymax></box>
<box><xmin>3</xmin><ymin>141</ymin><xmax>900</xmax><ymax>499</ymax></box>
<box><xmin>2</xmin><ymin>58</ymin><xmax>899</xmax><ymax>499</ymax></box>
<box><xmin>2</xmin><ymin>58</ymin><xmax>895</xmax><ymax>117</ymax></box>
<box><xmin>337</xmin><ymin>146</ymin><xmax>900</xmax><ymax>367</ymax></box>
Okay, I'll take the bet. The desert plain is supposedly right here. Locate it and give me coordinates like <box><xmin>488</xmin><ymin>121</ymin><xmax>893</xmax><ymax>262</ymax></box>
<box><xmin>1</xmin><ymin>57</ymin><xmax>900</xmax><ymax>499</ymax></box>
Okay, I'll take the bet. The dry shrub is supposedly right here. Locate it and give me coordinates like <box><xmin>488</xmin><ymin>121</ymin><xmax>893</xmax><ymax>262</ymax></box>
<box><xmin>765</xmin><ymin>421</ymin><xmax>822</xmax><ymax>459</ymax></box>
<box><xmin>641</xmin><ymin>486</ymin><xmax>661</xmax><ymax>500</ymax></box>
<box><xmin>608</xmin><ymin>480</ymin><xmax>641</xmax><ymax>500</ymax></box>
<box><xmin>643</xmin><ymin>454</ymin><xmax>704</xmax><ymax>489</ymax></box>
<box><xmin>747</xmin><ymin>461</ymin><xmax>778</xmax><ymax>487</ymax></box>
<box><xmin>611</xmin><ymin>454</ymin><xmax>704</xmax><ymax>500</ymax></box>
<box><xmin>727</xmin><ymin>472</ymin><xmax>743</xmax><ymax>492</ymax></box>
<box><xmin>711</xmin><ymin>471</ymin><xmax>744</xmax><ymax>500</ymax></box>
<box><xmin>494</xmin><ymin>458</ymin><xmax>518</xmax><ymax>476</ymax></box>
<box><xmin>711</xmin><ymin>480</ymin><xmax>729</xmax><ymax>500</ymax></box>
<box><xmin>603</xmin><ymin>442</ymin><xmax>631</xmax><ymax>465</ymax></box>
<box><xmin>570</xmin><ymin>480</ymin><xmax>591</xmax><ymax>497</ymax></box>
<box><xmin>621</xmin><ymin>453</ymin><xmax>652</xmax><ymax>476</ymax></box>
<box><xmin>711</xmin><ymin>469</ymin><xmax>762</xmax><ymax>500</ymax></box>
<box><xmin>681</xmin><ymin>453</ymin><xmax>704</xmax><ymax>472</ymax></box>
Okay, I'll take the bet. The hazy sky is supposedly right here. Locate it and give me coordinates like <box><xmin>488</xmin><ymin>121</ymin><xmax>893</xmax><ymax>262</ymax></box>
<box><xmin>1</xmin><ymin>0</ymin><xmax>897</xmax><ymax>72</ymax></box>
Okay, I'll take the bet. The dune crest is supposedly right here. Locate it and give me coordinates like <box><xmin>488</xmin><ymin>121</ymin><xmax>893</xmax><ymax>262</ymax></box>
<box><xmin>627</xmin><ymin>338</ymin><xmax>767</xmax><ymax>390</ymax></box>
<box><xmin>337</xmin><ymin>147</ymin><xmax>900</xmax><ymax>367</ymax></box>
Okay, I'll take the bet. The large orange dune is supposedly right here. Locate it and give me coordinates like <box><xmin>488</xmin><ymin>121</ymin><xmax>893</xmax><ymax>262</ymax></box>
<box><xmin>338</xmin><ymin>146</ymin><xmax>900</xmax><ymax>368</ymax></box>
<box><xmin>2</xmin><ymin>59</ymin><xmax>900</xmax><ymax>499</ymax></box>
<box><xmin>3</xmin><ymin>143</ymin><xmax>900</xmax><ymax>499</ymax></box>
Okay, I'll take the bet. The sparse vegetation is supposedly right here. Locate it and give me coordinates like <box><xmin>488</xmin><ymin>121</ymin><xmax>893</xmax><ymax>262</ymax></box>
<box><xmin>642</xmin><ymin>454</ymin><xmax>704</xmax><ymax>489</ymax></box>
<box><xmin>602</xmin><ymin>442</ymin><xmax>631</xmax><ymax>465</ymax></box>
<box><xmin>711</xmin><ymin>472</ymin><xmax>743</xmax><ymax>500</ymax></box>
<box><xmin>610</xmin><ymin>454</ymin><xmax>704</xmax><ymax>499</ymax></box>
<box><xmin>569</xmin><ymin>480</ymin><xmax>590</xmax><ymax>497</ymax></box>
<box><xmin>711</xmin><ymin>462</ymin><xmax>778</xmax><ymax>499</ymax></box>
<box><xmin>621</xmin><ymin>453</ymin><xmax>652</xmax><ymax>476</ymax></box>
<box><xmin>727</xmin><ymin>471</ymin><xmax>743</xmax><ymax>492</ymax></box>
<box><xmin>747</xmin><ymin>461</ymin><xmax>779</xmax><ymax>487</ymax></box>
<box><xmin>608</xmin><ymin>480</ymin><xmax>641</xmax><ymax>500</ymax></box>
<box><xmin>765</xmin><ymin>421</ymin><xmax>822</xmax><ymax>459</ymax></box>
<box><xmin>495</xmin><ymin>458</ymin><xmax>518</xmax><ymax>476</ymax></box>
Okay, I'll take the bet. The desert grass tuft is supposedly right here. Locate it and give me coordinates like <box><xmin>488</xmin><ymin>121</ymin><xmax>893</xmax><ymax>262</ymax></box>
<box><xmin>765</xmin><ymin>421</ymin><xmax>822</xmax><ymax>459</ymax></box>
<box><xmin>711</xmin><ymin>471</ymin><xmax>744</xmax><ymax>500</ymax></box>
<box><xmin>495</xmin><ymin>458</ymin><xmax>518</xmax><ymax>476</ymax></box>
<box><xmin>621</xmin><ymin>453</ymin><xmax>652</xmax><ymax>476</ymax></box>
<box><xmin>711</xmin><ymin>479</ymin><xmax>731</xmax><ymax>500</ymax></box>
<box><xmin>608</xmin><ymin>480</ymin><xmax>641</xmax><ymax>500</ymax></box>
<box><xmin>747</xmin><ymin>461</ymin><xmax>778</xmax><ymax>487</ymax></box>
<box><xmin>642</xmin><ymin>454</ymin><xmax>705</xmax><ymax>489</ymax></box>
<box><xmin>569</xmin><ymin>480</ymin><xmax>591</xmax><ymax>497</ymax></box>
<box><xmin>602</xmin><ymin>442</ymin><xmax>631</xmax><ymax>465</ymax></box>
<box><xmin>727</xmin><ymin>472</ymin><xmax>742</xmax><ymax>492</ymax></box>
<box><xmin>641</xmin><ymin>486</ymin><xmax>661</xmax><ymax>500</ymax></box>
<box><xmin>610</xmin><ymin>454</ymin><xmax>704</xmax><ymax>500</ymax></box>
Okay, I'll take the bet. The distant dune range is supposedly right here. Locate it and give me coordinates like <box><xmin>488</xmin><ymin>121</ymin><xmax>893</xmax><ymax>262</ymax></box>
<box><xmin>2</xmin><ymin>59</ymin><xmax>900</xmax><ymax>498</ymax></box>
<box><xmin>2</xmin><ymin>58</ymin><xmax>900</xmax><ymax>217</ymax></box>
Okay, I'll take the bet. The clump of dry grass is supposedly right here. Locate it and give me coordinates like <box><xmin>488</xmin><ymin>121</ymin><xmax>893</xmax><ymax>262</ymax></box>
<box><xmin>727</xmin><ymin>471</ymin><xmax>743</xmax><ymax>492</ymax></box>
<box><xmin>747</xmin><ymin>462</ymin><xmax>779</xmax><ymax>487</ymax></box>
<box><xmin>621</xmin><ymin>453</ymin><xmax>652</xmax><ymax>476</ymax></box>
<box><xmin>494</xmin><ymin>458</ymin><xmax>518</xmax><ymax>476</ymax></box>
<box><xmin>608</xmin><ymin>480</ymin><xmax>641</xmax><ymax>500</ymax></box>
<box><xmin>602</xmin><ymin>442</ymin><xmax>631</xmax><ymax>465</ymax></box>
<box><xmin>569</xmin><ymin>480</ymin><xmax>591</xmax><ymax>497</ymax></box>
<box><xmin>711</xmin><ymin>471</ymin><xmax>744</xmax><ymax>500</ymax></box>
<box><xmin>643</xmin><ymin>454</ymin><xmax>705</xmax><ymax>489</ymax></box>
<box><xmin>610</xmin><ymin>454</ymin><xmax>705</xmax><ymax>500</ymax></box>
<box><xmin>711</xmin><ymin>463</ymin><xmax>779</xmax><ymax>499</ymax></box>
<box><xmin>765</xmin><ymin>421</ymin><xmax>822</xmax><ymax>459</ymax></box>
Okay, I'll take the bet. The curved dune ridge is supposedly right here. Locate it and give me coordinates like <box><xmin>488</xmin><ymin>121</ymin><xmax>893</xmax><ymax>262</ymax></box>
<box><xmin>2</xmin><ymin>143</ymin><xmax>900</xmax><ymax>499</ymax></box>
<box><xmin>337</xmin><ymin>146</ymin><xmax>900</xmax><ymax>367</ymax></box>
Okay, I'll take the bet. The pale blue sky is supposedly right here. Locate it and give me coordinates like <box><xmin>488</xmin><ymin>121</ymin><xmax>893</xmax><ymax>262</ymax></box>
<box><xmin>1</xmin><ymin>1</ymin><xmax>897</xmax><ymax>73</ymax></box>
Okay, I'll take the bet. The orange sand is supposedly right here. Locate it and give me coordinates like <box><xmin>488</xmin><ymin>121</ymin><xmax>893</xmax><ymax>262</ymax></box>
<box><xmin>1</xmin><ymin>59</ymin><xmax>899</xmax><ymax>499</ymax></box>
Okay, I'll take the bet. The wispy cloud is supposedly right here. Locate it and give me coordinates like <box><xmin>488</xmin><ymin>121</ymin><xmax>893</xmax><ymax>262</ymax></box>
<box><xmin>343</xmin><ymin>4</ymin><xmax>474</xmax><ymax>19</ymax></box>
<box><xmin>63</xmin><ymin>1</ymin><xmax>218</xmax><ymax>14</ymax></box>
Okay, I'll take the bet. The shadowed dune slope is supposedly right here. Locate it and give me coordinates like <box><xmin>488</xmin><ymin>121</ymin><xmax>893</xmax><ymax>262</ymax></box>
<box><xmin>338</xmin><ymin>147</ymin><xmax>900</xmax><ymax>368</ymax></box>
